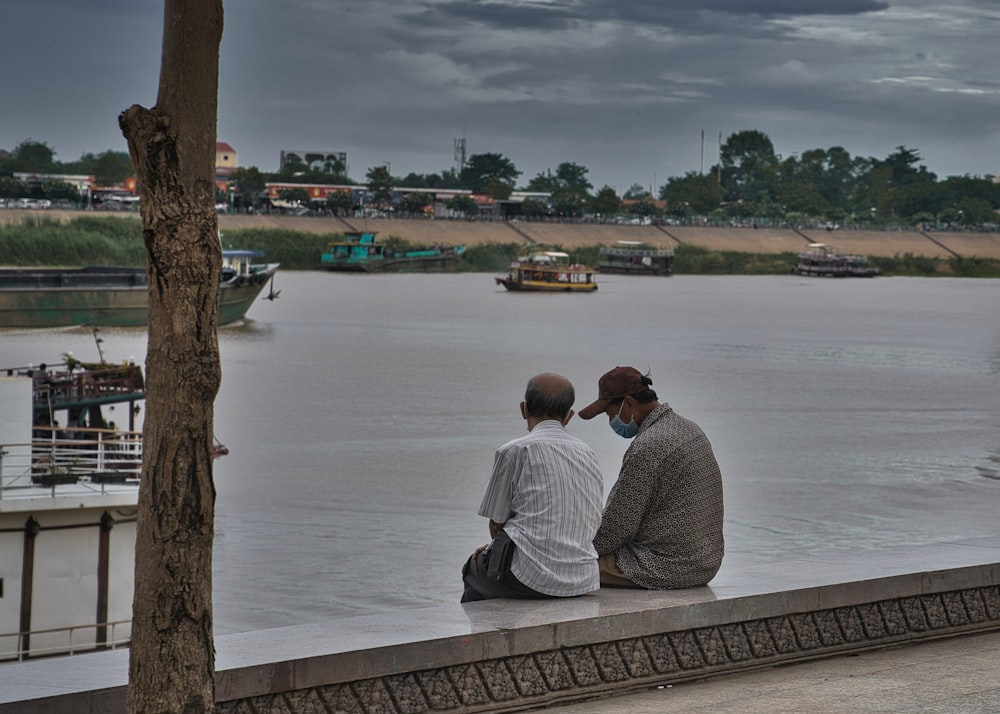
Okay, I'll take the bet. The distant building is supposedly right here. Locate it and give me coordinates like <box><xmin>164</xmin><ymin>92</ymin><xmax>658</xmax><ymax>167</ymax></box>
<box><xmin>14</xmin><ymin>172</ymin><xmax>93</xmax><ymax>196</ymax></box>
<box><xmin>280</xmin><ymin>150</ymin><xmax>348</xmax><ymax>175</ymax></box>
<box><xmin>264</xmin><ymin>181</ymin><xmax>356</xmax><ymax>203</ymax></box>
<box><xmin>216</xmin><ymin>142</ymin><xmax>238</xmax><ymax>170</ymax></box>
<box><xmin>216</xmin><ymin>141</ymin><xmax>238</xmax><ymax>191</ymax></box>
<box><xmin>260</xmin><ymin>181</ymin><xmax>551</xmax><ymax>219</ymax></box>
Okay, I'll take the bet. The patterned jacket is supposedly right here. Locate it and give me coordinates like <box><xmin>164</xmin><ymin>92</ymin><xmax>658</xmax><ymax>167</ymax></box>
<box><xmin>594</xmin><ymin>403</ymin><xmax>724</xmax><ymax>588</ymax></box>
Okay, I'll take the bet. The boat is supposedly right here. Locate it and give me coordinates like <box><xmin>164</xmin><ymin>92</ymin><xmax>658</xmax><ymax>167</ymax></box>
<box><xmin>795</xmin><ymin>243</ymin><xmax>879</xmax><ymax>278</ymax></box>
<box><xmin>320</xmin><ymin>231</ymin><xmax>467</xmax><ymax>273</ymax></box>
<box><xmin>0</xmin><ymin>249</ymin><xmax>280</xmax><ymax>328</ymax></box>
<box><xmin>494</xmin><ymin>250</ymin><xmax>598</xmax><ymax>292</ymax></box>
<box><xmin>598</xmin><ymin>241</ymin><xmax>674</xmax><ymax>276</ymax></box>
<box><xmin>0</xmin><ymin>353</ymin><xmax>145</xmax><ymax>660</ymax></box>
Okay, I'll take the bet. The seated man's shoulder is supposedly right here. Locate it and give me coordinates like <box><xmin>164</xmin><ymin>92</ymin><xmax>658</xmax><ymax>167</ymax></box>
<box><xmin>497</xmin><ymin>433</ymin><xmax>532</xmax><ymax>453</ymax></box>
<box><xmin>651</xmin><ymin>409</ymin><xmax>708</xmax><ymax>441</ymax></box>
<box><xmin>498</xmin><ymin>426</ymin><xmax>557</xmax><ymax>452</ymax></box>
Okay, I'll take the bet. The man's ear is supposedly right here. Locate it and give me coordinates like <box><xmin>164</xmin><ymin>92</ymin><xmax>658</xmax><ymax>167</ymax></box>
<box><xmin>520</xmin><ymin>401</ymin><xmax>528</xmax><ymax>420</ymax></box>
<box><xmin>561</xmin><ymin>408</ymin><xmax>575</xmax><ymax>426</ymax></box>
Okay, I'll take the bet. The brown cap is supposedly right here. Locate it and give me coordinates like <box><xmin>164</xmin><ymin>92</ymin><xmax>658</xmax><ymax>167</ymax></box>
<box><xmin>578</xmin><ymin>366</ymin><xmax>648</xmax><ymax>420</ymax></box>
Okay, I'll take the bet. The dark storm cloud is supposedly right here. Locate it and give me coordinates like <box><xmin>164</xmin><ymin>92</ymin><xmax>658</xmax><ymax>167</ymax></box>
<box><xmin>198</xmin><ymin>0</ymin><xmax>1000</xmax><ymax>182</ymax></box>
<box><xmin>404</xmin><ymin>1</ymin><xmax>583</xmax><ymax>31</ymax></box>
<box><xmin>411</xmin><ymin>0</ymin><xmax>889</xmax><ymax>33</ymax></box>
<box><xmin>1</xmin><ymin>0</ymin><xmax>996</xmax><ymax>187</ymax></box>
<box><xmin>596</xmin><ymin>0</ymin><xmax>891</xmax><ymax>19</ymax></box>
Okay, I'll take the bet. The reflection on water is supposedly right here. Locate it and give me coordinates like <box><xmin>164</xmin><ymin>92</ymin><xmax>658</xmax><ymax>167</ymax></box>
<box><xmin>4</xmin><ymin>273</ymin><xmax>999</xmax><ymax>634</ymax></box>
<box><xmin>976</xmin><ymin>448</ymin><xmax>1000</xmax><ymax>481</ymax></box>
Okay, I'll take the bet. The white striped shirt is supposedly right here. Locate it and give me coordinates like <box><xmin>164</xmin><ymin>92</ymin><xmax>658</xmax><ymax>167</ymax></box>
<box><xmin>478</xmin><ymin>420</ymin><xmax>604</xmax><ymax>596</ymax></box>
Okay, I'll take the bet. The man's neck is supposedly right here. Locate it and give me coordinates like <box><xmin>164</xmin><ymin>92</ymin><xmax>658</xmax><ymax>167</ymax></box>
<box><xmin>526</xmin><ymin>416</ymin><xmax>564</xmax><ymax>431</ymax></box>
<box><xmin>634</xmin><ymin>400</ymin><xmax>660</xmax><ymax>427</ymax></box>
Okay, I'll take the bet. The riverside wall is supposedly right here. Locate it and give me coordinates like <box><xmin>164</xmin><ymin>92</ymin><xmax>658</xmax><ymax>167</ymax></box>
<box><xmin>6</xmin><ymin>209</ymin><xmax>1000</xmax><ymax>259</ymax></box>
<box><xmin>220</xmin><ymin>216</ymin><xmax>1000</xmax><ymax>260</ymax></box>
<box><xmin>1</xmin><ymin>537</ymin><xmax>998</xmax><ymax>714</ymax></box>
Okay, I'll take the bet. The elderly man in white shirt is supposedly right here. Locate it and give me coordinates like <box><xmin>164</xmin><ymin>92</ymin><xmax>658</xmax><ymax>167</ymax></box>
<box><xmin>461</xmin><ymin>373</ymin><xmax>605</xmax><ymax>602</ymax></box>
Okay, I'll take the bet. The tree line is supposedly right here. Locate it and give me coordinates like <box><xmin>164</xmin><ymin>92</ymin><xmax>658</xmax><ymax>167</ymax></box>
<box><xmin>3</xmin><ymin>131</ymin><xmax>999</xmax><ymax>228</ymax></box>
<box><xmin>0</xmin><ymin>141</ymin><xmax>133</xmax><ymax>202</ymax></box>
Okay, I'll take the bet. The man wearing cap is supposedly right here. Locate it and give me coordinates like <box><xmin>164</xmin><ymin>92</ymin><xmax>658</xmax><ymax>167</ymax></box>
<box><xmin>578</xmin><ymin>366</ymin><xmax>724</xmax><ymax>589</ymax></box>
<box><xmin>461</xmin><ymin>373</ymin><xmax>605</xmax><ymax>602</ymax></box>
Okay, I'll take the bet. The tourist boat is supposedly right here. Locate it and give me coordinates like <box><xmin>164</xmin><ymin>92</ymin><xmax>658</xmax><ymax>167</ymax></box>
<box><xmin>320</xmin><ymin>231</ymin><xmax>466</xmax><ymax>272</ymax></box>
<box><xmin>494</xmin><ymin>250</ymin><xmax>598</xmax><ymax>292</ymax></box>
<box><xmin>0</xmin><ymin>354</ymin><xmax>145</xmax><ymax>661</ymax></box>
<box><xmin>598</xmin><ymin>240</ymin><xmax>674</xmax><ymax>276</ymax></box>
<box><xmin>0</xmin><ymin>249</ymin><xmax>280</xmax><ymax>328</ymax></box>
<box><xmin>795</xmin><ymin>243</ymin><xmax>879</xmax><ymax>278</ymax></box>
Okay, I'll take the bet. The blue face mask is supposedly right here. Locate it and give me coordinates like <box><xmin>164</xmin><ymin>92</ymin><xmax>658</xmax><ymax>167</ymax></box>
<box><xmin>610</xmin><ymin>401</ymin><xmax>638</xmax><ymax>439</ymax></box>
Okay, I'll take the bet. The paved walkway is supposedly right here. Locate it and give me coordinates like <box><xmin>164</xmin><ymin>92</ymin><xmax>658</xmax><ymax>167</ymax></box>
<box><xmin>4</xmin><ymin>539</ymin><xmax>997</xmax><ymax>713</ymax></box>
<box><xmin>543</xmin><ymin>630</ymin><xmax>1000</xmax><ymax>713</ymax></box>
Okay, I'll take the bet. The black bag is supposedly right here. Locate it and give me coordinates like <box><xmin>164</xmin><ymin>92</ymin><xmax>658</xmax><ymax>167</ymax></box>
<box><xmin>485</xmin><ymin>530</ymin><xmax>516</xmax><ymax>582</ymax></box>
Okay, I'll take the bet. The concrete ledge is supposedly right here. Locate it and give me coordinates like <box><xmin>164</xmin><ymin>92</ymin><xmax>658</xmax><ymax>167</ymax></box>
<box><xmin>2</xmin><ymin>537</ymin><xmax>998</xmax><ymax>713</ymax></box>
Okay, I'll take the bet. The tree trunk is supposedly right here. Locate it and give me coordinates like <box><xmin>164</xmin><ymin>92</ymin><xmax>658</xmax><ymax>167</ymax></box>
<box><xmin>119</xmin><ymin>1</ymin><xmax>223</xmax><ymax>712</ymax></box>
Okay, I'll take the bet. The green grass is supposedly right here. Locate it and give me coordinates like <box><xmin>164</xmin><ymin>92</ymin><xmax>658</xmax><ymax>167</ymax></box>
<box><xmin>0</xmin><ymin>215</ymin><xmax>145</xmax><ymax>266</ymax></box>
<box><xmin>217</xmin><ymin>228</ymin><xmax>335</xmax><ymax>270</ymax></box>
<box><xmin>673</xmin><ymin>245</ymin><xmax>799</xmax><ymax>275</ymax></box>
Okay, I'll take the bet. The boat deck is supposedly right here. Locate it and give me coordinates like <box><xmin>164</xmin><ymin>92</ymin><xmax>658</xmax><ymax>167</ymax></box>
<box><xmin>0</xmin><ymin>266</ymin><xmax>146</xmax><ymax>290</ymax></box>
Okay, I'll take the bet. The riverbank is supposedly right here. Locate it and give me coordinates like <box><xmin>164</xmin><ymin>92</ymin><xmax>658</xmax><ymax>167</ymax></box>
<box><xmin>4</xmin><ymin>210</ymin><xmax>1000</xmax><ymax>275</ymax></box>
<box><xmin>5</xmin><ymin>209</ymin><xmax>1000</xmax><ymax>258</ymax></box>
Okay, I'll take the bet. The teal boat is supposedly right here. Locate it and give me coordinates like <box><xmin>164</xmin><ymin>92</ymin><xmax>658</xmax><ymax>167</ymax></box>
<box><xmin>320</xmin><ymin>231</ymin><xmax>466</xmax><ymax>273</ymax></box>
<box><xmin>0</xmin><ymin>250</ymin><xmax>279</xmax><ymax>328</ymax></box>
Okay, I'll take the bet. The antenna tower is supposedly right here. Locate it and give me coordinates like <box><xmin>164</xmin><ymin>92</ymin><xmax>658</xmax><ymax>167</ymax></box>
<box><xmin>453</xmin><ymin>136</ymin><xmax>467</xmax><ymax>174</ymax></box>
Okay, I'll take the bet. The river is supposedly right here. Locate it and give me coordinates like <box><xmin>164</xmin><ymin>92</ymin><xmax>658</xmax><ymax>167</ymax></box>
<box><xmin>3</xmin><ymin>272</ymin><xmax>999</xmax><ymax>635</ymax></box>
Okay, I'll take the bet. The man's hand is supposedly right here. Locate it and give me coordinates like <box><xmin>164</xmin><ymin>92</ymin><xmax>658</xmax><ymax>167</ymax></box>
<box><xmin>469</xmin><ymin>519</ymin><xmax>505</xmax><ymax>560</ymax></box>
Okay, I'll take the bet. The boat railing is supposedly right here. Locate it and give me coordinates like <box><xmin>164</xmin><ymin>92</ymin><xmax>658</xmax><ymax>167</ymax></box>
<box><xmin>0</xmin><ymin>427</ymin><xmax>142</xmax><ymax>498</ymax></box>
<box><xmin>511</xmin><ymin>263</ymin><xmax>597</xmax><ymax>285</ymax></box>
<box><xmin>601</xmin><ymin>245</ymin><xmax>674</xmax><ymax>257</ymax></box>
<box><xmin>4</xmin><ymin>362</ymin><xmax>145</xmax><ymax>411</ymax></box>
<box><xmin>222</xmin><ymin>249</ymin><xmax>266</xmax><ymax>278</ymax></box>
<box><xmin>0</xmin><ymin>619</ymin><xmax>131</xmax><ymax>662</ymax></box>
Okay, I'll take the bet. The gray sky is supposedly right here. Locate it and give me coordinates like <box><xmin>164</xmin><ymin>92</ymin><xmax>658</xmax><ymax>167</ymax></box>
<box><xmin>2</xmin><ymin>0</ymin><xmax>997</xmax><ymax>191</ymax></box>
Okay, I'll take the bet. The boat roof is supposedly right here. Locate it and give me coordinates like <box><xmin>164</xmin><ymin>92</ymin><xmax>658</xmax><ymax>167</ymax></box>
<box><xmin>524</xmin><ymin>250</ymin><xmax>570</xmax><ymax>259</ymax></box>
<box><xmin>222</xmin><ymin>249</ymin><xmax>265</xmax><ymax>258</ymax></box>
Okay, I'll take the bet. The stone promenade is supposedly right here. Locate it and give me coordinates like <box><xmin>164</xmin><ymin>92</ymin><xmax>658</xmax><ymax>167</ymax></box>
<box><xmin>546</xmin><ymin>629</ymin><xmax>1000</xmax><ymax>713</ymax></box>
<box><xmin>1</xmin><ymin>536</ymin><xmax>997</xmax><ymax>713</ymax></box>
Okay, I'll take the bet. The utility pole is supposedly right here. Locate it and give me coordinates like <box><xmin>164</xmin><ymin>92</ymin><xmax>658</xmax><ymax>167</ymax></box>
<box><xmin>453</xmin><ymin>135</ymin><xmax>467</xmax><ymax>175</ymax></box>
<box><xmin>717</xmin><ymin>131</ymin><xmax>722</xmax><ymax>185</ymax></box>
<box><xmin>700</xmin><ymin>129</ymin><xmax>705</xmax><ymax>175</ymax></box>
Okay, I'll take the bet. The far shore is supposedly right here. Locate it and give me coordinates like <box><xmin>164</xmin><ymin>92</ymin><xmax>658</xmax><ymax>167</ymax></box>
<box><xmin>4</xmin><ymin>208</ymin><xmax>1000</xmax><ymax>259</ymax></box>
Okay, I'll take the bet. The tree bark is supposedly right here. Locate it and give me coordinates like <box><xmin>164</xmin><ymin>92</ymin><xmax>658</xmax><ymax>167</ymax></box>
<box><xmin>119</xmin><ymin>1</ymin><xmax>223</xmax><ymax>712</ymax></box>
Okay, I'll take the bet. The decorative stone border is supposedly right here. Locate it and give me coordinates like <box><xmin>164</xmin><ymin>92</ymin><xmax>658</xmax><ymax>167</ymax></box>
<box><xmin>3</xmin><ymin>541</ymin><xmax>998</xmax><ymax>714</ymax></box>
<box><xmin>218</xmin><ymin>585</ymin><xmax>1000</xmax><ymax>713</ymax></box>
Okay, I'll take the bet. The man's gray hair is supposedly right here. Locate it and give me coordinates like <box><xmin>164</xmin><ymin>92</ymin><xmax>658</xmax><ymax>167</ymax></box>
<box><xmin>524</xmin><ymin>374</ymin><xmax>575</xmax><ymax>419</ymax></box>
